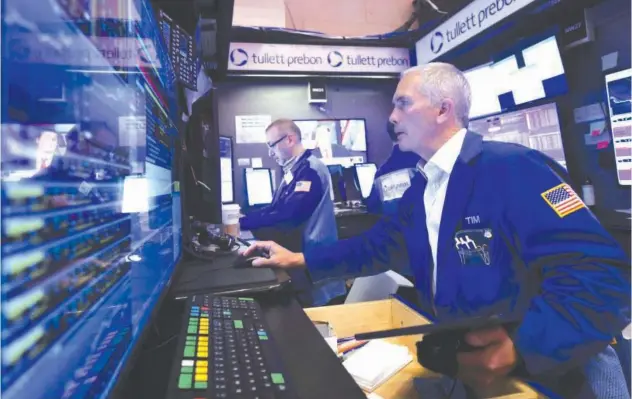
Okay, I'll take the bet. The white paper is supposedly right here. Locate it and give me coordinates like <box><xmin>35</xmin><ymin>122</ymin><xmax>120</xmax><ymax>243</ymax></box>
<box><xmin>343</xmin><ymin>340</ymin><xmax>412</xmax><ymax>392</ymax></box>
<box><xmin>602</xmin><ymin>52</ymin><xmax>619</xmax><ymax>71</ymax></box>
<box><xmin>237</xmin><ymin>158</ymin><xmax>250</xmax><ymax>166</ymax></box>
<box><xmin>251</xmin><ymin>158</ymin><xmax>263</xmax><ymax>168</ymax></box>
<box><xmin>345</xmin><ymin>271</ymin><xmax>413</xmax><ymax>304</ymax></box>
<box><xmin>574</xmin><ymin>103</ymin><xmax>606</xmax><ymax>124</ymax></box>
<box><xmin>235</xmin><ymin>115</ymin><xmax>271</xmax><ymax>144</ymax></box>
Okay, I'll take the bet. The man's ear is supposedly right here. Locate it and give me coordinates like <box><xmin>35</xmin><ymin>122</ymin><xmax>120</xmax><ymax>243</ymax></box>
<box><xmin>437</xmin><ymin>99</ymin><xmax>455</xmax><ymax>124</ymax></box>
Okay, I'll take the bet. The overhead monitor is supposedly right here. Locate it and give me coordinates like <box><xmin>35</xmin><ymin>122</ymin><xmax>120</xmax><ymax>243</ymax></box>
<box><xmin>245</xmin><ymin>168</ymin><xmax>274</xmax><ymax>207</ymax></box>
<box><xmin>1</xmin><ymin>0</ymin><xmax>182</xmax><ymax>397</ymax></box>
<box><xmin>469</xmin><ymin>102</ymin><xmax>567</xmax><ymax>168</ymax></box>
<box><xmin>354</xmin><ymin>163</ymin><xmax>377</xmax><ymax>199</ymax></box>
<box><xmin>464</xmin><ymin>63</ymin><xmax>502</xmax><ymax>120</ymax></box>
<box><xmin>465</xmin><ymin>36</ymin><xmax>568</xmax><ymax>119</ymax></box>
<box><xmin>293</xmin><ymin>119</ymin><xmax>367</xmax><ymax>167</ymax></box>
<box><xmin>219</xmin><ymin>136</ymin><xmax>234</xmax><ymax>203</ymax></box>
<box><xmin>605</xmin><ymin>68</ymin><xmax>632</xmax><ymax>185</ymax></box>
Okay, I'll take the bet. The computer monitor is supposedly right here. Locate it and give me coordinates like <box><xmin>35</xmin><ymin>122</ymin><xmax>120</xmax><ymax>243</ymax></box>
<box><xmin>354</xmin><ymin>163</ymin><xmax>377</xmax><ymax>199</ymax></box>
<box><xmin>293</xmin><ymin>119</ymin><xmax>368</xmax><ymax>167</ymax></box>
<box><xmin>469</xmin><ymin>102</ymin><xmax>567</xmax><ymax>168</ymax></box>
<box><xmin>327</xmin><ymin>165</ymin><xmax>345</xmax><ymax>203</ymax></box>
<box><xmin>220</xmin><ymin>136</ymin><xmax>235</xmax><ymax>202</ymax></box>
<box><xmin>1</xmin><ymin>1</ymin><xmax>181</xmax><ymax>398</ymax></box>
<box><xmin>245</xmin><ymin>168</ymin><xmax>274</xmax><ymax>207</ymax></box>
<box><xmin>342</xmin><ymin>167</ymin><xmax>363</xmax><ymax>202</ymax></box>
<box><xmin>183</xmin><ymin>92</ymin><xmax>223</xmax><ymax>224</ymax></box>
<box><xmin>604</xmin><ymin>68</ymin><xmax>632</xmax><ymax>186</ymax></box>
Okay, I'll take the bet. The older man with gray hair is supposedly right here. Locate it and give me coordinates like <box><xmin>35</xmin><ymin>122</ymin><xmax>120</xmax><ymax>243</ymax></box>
<box><xmin>244</xmin><ymin>63</ymin><xmax>630</xmax><ymax>397</ymax></box>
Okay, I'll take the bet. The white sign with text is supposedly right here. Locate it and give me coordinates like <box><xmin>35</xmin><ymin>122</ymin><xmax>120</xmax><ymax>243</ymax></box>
<box><xmin>228</xmin><ymin>42</ymin><xmax>410</xmax><ymax>73</ymax></box>
<box><xmin>416</xmin><ymin>0</ymin><xmax>538</xmax><ymax>64</ymax></box>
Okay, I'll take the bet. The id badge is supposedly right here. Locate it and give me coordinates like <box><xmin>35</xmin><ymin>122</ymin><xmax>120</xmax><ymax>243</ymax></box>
<box><xmin>378</xmin><ymin>169</ymin><xmax>413</xmax><ymax>202</ymax></box>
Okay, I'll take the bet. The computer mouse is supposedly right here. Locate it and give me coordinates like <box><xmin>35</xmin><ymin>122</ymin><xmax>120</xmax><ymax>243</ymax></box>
<box><xmin>232</xmin><ymin>248</ymin><xmax>270</xmax><ymax>268</ymax></box>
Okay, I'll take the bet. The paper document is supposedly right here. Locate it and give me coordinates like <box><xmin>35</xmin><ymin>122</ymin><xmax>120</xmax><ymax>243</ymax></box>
<box><xmin>343</xmin><ymin>340</ymin><xmax>412</xmax><ymax>392</ymax></box>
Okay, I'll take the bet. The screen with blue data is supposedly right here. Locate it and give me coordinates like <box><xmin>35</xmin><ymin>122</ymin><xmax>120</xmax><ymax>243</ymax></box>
<box><xmin>1</xmin><ymin>1</ymin><xmax>181</xmax><ymax>398</ymax></box>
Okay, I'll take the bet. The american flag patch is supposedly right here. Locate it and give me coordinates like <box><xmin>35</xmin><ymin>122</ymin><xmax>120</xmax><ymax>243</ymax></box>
<box><xmin>294</xmin><ymin>181</ymin><xmax>312</xmax><ymax>192</ymax></box>
<box><xmin>541</xmin><ymin>183</ymin><xmax>585</xmax><ymax>218</ymax></box>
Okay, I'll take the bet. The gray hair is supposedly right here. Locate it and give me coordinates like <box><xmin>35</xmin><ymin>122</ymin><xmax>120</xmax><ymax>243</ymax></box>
<box><xmin>401</xmin><ymin>62</ymin><xmax>471</xmax><ymax>127</ymax></box>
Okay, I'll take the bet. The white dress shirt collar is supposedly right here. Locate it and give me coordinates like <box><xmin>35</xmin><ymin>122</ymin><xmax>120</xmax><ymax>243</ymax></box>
<box><xmin>416</xmin><ymin>128</ymin><xmax>468</xmax><ymax>179</ymax></box>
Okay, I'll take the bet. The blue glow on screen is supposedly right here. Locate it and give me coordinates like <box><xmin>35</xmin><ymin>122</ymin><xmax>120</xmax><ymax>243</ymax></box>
<box><xmin>1</xmin><ymin>1</ymin><xmax>181</xmax><ymax>398</ymax></box>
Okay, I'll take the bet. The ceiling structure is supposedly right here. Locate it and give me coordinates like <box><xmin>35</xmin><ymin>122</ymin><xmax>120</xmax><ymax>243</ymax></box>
<box><xmin>232</xmin><ymin>0</ymin><xmax>474</xmax><ymax>38</ymax></box>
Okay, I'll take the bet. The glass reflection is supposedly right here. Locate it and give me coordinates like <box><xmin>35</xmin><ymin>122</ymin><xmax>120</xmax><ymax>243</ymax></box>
<box><xmin>1</xmin><ymin>1</ymin><xmax>182</xmax><ymax>398</ymax></box>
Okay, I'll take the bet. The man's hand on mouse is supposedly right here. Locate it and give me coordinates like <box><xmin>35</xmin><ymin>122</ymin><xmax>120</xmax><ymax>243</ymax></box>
<box><xmin>242</xmin><ymin>241</ymin><xmax>306</xmax><ymax>269</ymax></box>
<box><xmin>456</xmin><ymin>326</ymin><xmax>518</xmax><ymax>391</ymax></box>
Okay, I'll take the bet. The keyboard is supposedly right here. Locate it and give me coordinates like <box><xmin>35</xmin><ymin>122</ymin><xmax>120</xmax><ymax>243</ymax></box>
<box><xmin>168</xmin><ymin>294</ymin><xmax>295</xmax><ymax>399</ymax></box>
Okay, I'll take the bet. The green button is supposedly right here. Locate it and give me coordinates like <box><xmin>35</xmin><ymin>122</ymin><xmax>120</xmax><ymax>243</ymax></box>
<box><xmin>178</xmin><ymin>374</ymin><xmax>193</xmax><ymax>389</ymax></box>
<box><xmin>271</xmin><ymin>373</ymin><xmax>285</xmax><ymax>384</ymax></box>
<box><xmin>187</xmin><ymin>326</ymin><xmax>197</xmax><ymax>334</ymax></box>
<box><xmin>194</xmin><ymin>381</ymin><xmax>208</xmax><ymax>389</ymax></box>
<box><xmin>189</xmin><ymin>318</ymin><xmax>199</xmax><ymax>323</ymax></box>
<box><xmin>184</xmin><ymin>346</ymin><xmax>195</xmax><ymax>357</ymax></box>
<box><xmin>234</xmin><ymin>320</ymin><xmax>243</xmax><ymax>329</ymax></box>
<box><xmin>238</xmin><ymin>297</ymin><xmax>254</xmax><ymax>301</ymax></box>
<box><xmin>259</xmin><ymin>335</ymin><xmax>268</xmax><ymax>340</ymax></box>
<box><xmin>181</xmin><ymin>366</ymin><xmax>194</xmax><ymax>374</ymax></box>
<box><xmin>186</xmin><ymin>336</ymin><xmax>196</xmax><ymax>342</ymax></box>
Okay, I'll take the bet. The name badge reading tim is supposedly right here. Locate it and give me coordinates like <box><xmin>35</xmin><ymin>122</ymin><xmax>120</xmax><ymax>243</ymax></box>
<box><xmin>379</xmin><ymin>169</ymin><xmax>413</xmax><ymax>202</ymax></box>
<box><xmin>454</xmin><ymin>229</ymin><xmax>493</xmax><ymax>266</ymax></box>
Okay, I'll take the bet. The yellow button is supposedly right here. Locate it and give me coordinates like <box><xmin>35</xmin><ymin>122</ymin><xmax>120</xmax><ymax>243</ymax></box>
<box><xmin>198</xmin><ymin>345</ymin><xmax>208</xmax><ymax>351</ymax></box>
<box><xmin>197</xmin><ymin>361</ymin><xmax>208</xmax><ymax>367</ymax></box>
<box><xmin>194</xmin><ymin>373</ymin><xmax>207</xmax><ymax>382</ymax></box>
<box><xmin>199</xmin><ymin>330</ymin><xmax>209</xmax><ymax>335</ymax></box>
<box><xmin>197</xmin><ymin>352</ymin><xmax>208</xmax><ymax>358</ymax></box>
<box><xmin>195</xmin><ymin>367</ymin><xmax>208</xmax><ymax>375</ymax></box>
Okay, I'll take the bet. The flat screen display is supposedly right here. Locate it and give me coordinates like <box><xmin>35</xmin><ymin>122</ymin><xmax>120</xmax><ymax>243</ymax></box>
<box><xmin>245</xmin><ymin>168</ymin><xmax>274</xmax><ymax>206</ymax></box>
<box><xmin>469</xmin><ymin>102</ymin><xmax>567</xmax><ymax>167</ymax></box>
<box><xmin>1</xmin><ymin>0</ymin><xmax>181</xmax><ymax>397</ymax></box>
<box><xmin>355</xmin><ymin>163</ymin><xmax>377</xmax><ymax>199</ymax></box>
<box><xmin>219</xmin><ymin>136</ymin><xmax>234</xmax><ymax>203</ymax></box>
<box><xmin>605</xmin><ymin>68</ymin><xmax>632</xmax><ymax>185</ymax></box>
<box><xmin>293</xmin><ymin>119</ymin><xmax>367</xmax><ymax>167</ymax></box>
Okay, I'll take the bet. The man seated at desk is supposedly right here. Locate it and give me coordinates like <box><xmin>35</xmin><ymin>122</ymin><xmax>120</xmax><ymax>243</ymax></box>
<box><xmin>366</xmin><ymin>123</ymin><xmax>420</xmax><ymax>216</ymax></box>
<box><xmin>244</xmin><ymin>63</ymin><xmax>631</xmax><ymax>397</ymax></box>
<box><xmin>239</xmin><ymin>119</ymin><xmax>347</xmax><ymax>307</ymax></box>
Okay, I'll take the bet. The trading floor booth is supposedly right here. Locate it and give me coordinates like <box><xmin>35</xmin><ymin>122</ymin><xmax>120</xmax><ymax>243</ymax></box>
<box><xmin>2</xmin><ymin>0</ymin><xmax>629</xmax><ymax>398</ymax></box>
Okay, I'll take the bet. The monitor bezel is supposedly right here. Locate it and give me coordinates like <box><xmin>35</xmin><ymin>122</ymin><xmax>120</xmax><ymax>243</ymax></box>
<box><xmin>244</xmin><ymin>167</ymin><xmax>274</xmax><ymax>207</ymax></box>
<box><xmin>604</xmin><ymin>67</ymin><xmax>632</xmax><ymax>187</ymax></box>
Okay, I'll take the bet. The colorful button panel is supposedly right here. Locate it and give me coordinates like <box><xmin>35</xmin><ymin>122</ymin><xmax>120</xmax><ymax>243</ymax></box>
<box><xmin>179</xmin><ymin>305</ymin><xmax>211</xmax><ymax>390</ymax></box>
<box><xmin>178</xmin><ymin>359</ymin><xmax>208</xmax><ymax>390</ymax></box>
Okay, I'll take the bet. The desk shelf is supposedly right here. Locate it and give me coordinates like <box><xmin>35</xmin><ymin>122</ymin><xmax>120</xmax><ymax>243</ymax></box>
<box><xmin>305</xmin><ymin>298</ymin><xmax>540</xmax><ymax>399</ymax></box>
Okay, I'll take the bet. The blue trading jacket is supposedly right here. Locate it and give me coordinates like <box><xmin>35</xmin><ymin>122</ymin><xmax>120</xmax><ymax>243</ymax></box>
<box><xmin>240</xmin><ymin>150</ymin><xmax>346</xmax><ymax>305</ymax></box>
<box><xmin>304</xmin><ymin>131</ymin><xmax>631</xmax><ymax>385</ymax></box>
<box><xmin>366</xmin><ymin>145</ymin><xmax>421</xmax><ymax>215</ymax></box>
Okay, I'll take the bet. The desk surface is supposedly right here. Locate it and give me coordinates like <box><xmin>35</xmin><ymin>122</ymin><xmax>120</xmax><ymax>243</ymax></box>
<box><xmin>121</xmin><ymin>288</ymin><xmax>365</xmax><ymax>399</ymax></box>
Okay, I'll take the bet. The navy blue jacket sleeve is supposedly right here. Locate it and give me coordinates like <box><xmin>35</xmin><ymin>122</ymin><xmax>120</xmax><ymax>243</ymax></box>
<box><xmin>507</xmin><ymin>151</ymin><xmax>630</xmax><ymax>377</ymax></box>
<box><xmin>365</xmin><ymin>183</ymin><xmax>382</xmax><ymax>214</ymax></box>
<box><xmin>303</xmin><ymin>180</ymin><xmax>417</xmax><ymax>282</ymax></box>
<box><xmin>239</xmin><ymin>168</ymin><xmax>323</xmax><ymax>231</ymax></box>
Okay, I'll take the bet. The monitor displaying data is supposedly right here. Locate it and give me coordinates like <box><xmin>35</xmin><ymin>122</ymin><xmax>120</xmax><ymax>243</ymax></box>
<box><xmin>1</xmin><ymin>1</ymin><xmax>181</xmax><ymax>398</ymax></box>
<box><xmin>605</xmin><ymin>68</ymin><xmax>632</xmax><ymax>185</ymax></box>
<box><xmin>465</xmin><ymin>35</ymin><xmax>568</xmax><ymax>119</ymax></box>
<box><xmin>219</xmin><ymin>136</ymin><xmax>234</xmax><ymax>203</ymax></box>
<box><xmin>245</xmin><ymin>169</ymin><xmax>274</xmax><ymax>206</ymax></box>
<box><xmin>293</xmin><ymin>119</ymin><xmax>368</xmax><ymax>167</ymax></box>
<box><xmin>157</xmin><ymin>9</ymin><xmax>197</xmax><ymax>90</ymax></box>
<box><xmin>355</xmin><ymin>163</ymin><xmax>378</xmax><ymax>199</ymax></box>
<box><xmin>469</xmin><ymin>102</ymin><xmax>567</xmax><ymax>167</ymax></box>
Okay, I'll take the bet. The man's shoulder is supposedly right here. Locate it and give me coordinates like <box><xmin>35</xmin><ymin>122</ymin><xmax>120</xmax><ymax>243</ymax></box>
<box><xmin>306</xmin><ymin>154</ymin><xmax>329</xmax><ymax>175</ymax></box>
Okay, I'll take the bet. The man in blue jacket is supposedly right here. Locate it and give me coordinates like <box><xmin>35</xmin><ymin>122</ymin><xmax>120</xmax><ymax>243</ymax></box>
<box><xmin>365</xmin><ymin>124</ymin><xmax>420</xmax><ymax>215</ymax></box>
<box><xmin>244</xmin><ymin>64</ymin><xmax>631</xmax><ymax>396</ymax></box>
<box><xmin>239</xmin><ymin>119</ymin><xmax>346</xmax><ymax>307</ymax></box>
